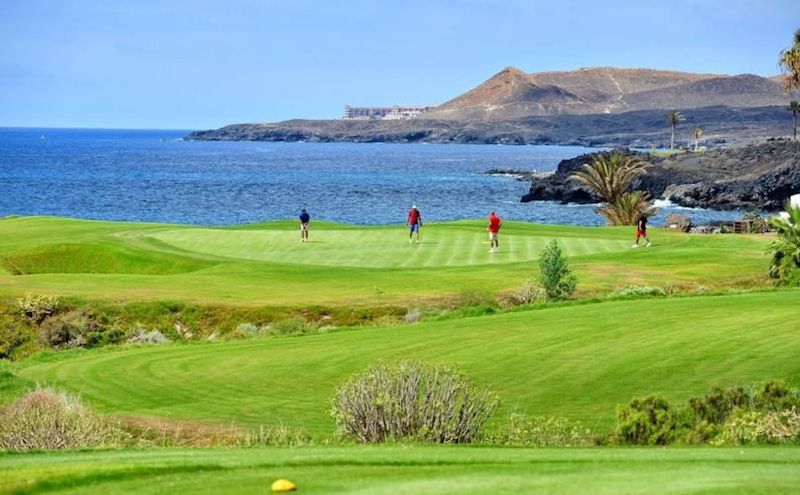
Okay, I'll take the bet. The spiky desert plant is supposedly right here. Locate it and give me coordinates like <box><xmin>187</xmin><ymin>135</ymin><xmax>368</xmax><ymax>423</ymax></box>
<box><xmin>779</xmin><ymin>28</ymin><xmax>800</xmax><ymax>93</ymax></box>
<box><xmin>768</xmin><ymin>203</ymin><xmax>800</xmax><ymax>284</ymax></box>
<box><xmin>789</xmin><ymin>101</ymin><xmax>800</xmax><ymax>141</ymax></box>
<box><xmin>666</xmin><ymin>110</ymin><xmax>685</xmax><ymax>150</ymax></box>
<box><xmin>692</xmin><ymin>127</ymin><xmax>704</xmax><ymax>151</ymax></box>
<box><xmin>597</xmin><ymin>190</ymin><xmax>657</xmax><ymax>226</ymax></box>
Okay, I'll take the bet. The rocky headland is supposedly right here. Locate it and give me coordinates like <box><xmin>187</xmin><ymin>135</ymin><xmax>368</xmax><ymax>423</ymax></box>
<box><xmin>521</xmin><ymin>140</ymin><xmax>800</xmax><ymax>211</ymax></box>
<box><xmin>187</xmin><ymin>66</ymin><xmax>798</xmax><ymax>147</ymax></box>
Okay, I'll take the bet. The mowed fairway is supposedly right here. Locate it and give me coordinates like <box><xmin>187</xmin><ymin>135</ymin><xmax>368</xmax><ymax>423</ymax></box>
<box><xmin>16</xmin><ymin>290</ymin><xmax>800</xmax><ymax>434</ymax></box>
<box><xmin>2</xmin><ymin>447</ymin><xmax>799</xmax><ymax>495</ymax></box>
<box><xmin>0</xmin><ymin>216</ymin><xmax>773</xmax><ymax>305</ymax></box>
<box><xmin>145</xmin><ymin>226</ymin><xmax>630</xmax><ymax>268</ymax></box>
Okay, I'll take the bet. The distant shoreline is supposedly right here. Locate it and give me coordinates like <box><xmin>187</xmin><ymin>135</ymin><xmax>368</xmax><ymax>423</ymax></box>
<box><xmin>185</xmin><ymin>105</ymin><xmax>790</xmax><ymax>149</ymax></box>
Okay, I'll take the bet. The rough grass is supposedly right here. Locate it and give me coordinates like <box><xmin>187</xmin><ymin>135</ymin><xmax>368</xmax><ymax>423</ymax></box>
<box><xmin>15</xmin><ymin>290</ymin><xmax>800</xmax><ymax>436</ymax></box>
<box><xmin>1</xmin><ymin>446</ymin><xmax>799</xmax><ymax>495</ymax></box>
<box><xmin>0</xmin><ymin>216</ymin><xmax>774</xmax><ymax>305</ymax></box>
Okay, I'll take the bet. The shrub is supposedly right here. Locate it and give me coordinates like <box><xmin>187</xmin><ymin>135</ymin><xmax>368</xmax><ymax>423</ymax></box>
<box><xmin>611</xmin><ymin>286</ymin><xmax>666</xmax><ymax>298</ymax></box>
<box><xmin>743</xmin><ymin>211</ymin><xmax>769</xmax><ymax>234</ymax></box>
<box><xmin>665</xmin><ymin>213</ymin><xmax>692</xmax><ymax>232</ymax></box>
<box><xmin>612</xmin><ymin>396</ymin><xmax>685</xmax><ymax>445</ymax></box>
<box><xmin>127</xmin><ymin>328</ymin><xmax>169</xmax><ymax>345</ymax></box>
<box><xmin>502</xmin><ymin>280</ymin><xmax>546</xmax><ymax>306</ymax></box>
<box><xmin>720</xmin><ymin>408</ymin><xmax>800</xmax><ymax>445</ymax></box>
<box><xmin>267</xmin><ymin>317</ymin><xmax>315</xmax><ymax>336</ymax></box>
<box><xmin>0</xmin><ymin>388</ymin><xmax>120</xmax><ymax>451</ymax></box>
<box><xmin>611</xmin><ymin>381</ymin><xmax>800</xmax><ymax>445</ymax></box>
<box><xmin>38</xmin><ymin>311</ymin><xmax>88</xmax><ymax>348</ymax></box>
<box><xmin>16</xmin><ymin>293</ymin><xmax>60</xmax><ymax>324</ymax></box>
<box><xmin>688</xmin><ymin>386</ymin><xmax>748</xmax><ymax>425</ymax></box>
<box><xmin>330</xmin><ymin>361</ymin><xmax>499</xmax><ymax>444</ymax></box>
<box><xmin>488</xmin><ymin>414</ymin><xmax>593</xmax><ymax>446</ymax></box>
<box><xmin>403</xmin><ymin>309</ymin><xmax>422</xmax><ymax>324</ymax></box>
<box><xmin>538</xmin><ymin>240</ymin><xmax>577</xmax><ymax>301</ymax></box>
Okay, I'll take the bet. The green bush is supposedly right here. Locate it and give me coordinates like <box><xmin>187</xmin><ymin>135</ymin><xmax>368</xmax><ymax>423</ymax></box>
<box><xmin>15</xmin><ymin>293</ymin><xmax>60</xmax><ymax>324</ymax></box>
<box><xmin>612</xmin><ymin>381</ymin><xmax>800</xmax><ymax>445</ymax></box>
<box><xmin>538</xmin><ymin>240</ymin><xmax>577</xmax><ymax>301</ymax></box>
<box><xmin>487</xmin><ymin>414</ymin><xmax>593</xmax><ymax>446</ymax></box>
<box><xmin>0</xmin><ymin>387</ymin><xmax>121</xmax><ymax>451</ymax></box>
<box><xmin>330</xmin><ymin>361</ymin><xmax>499</xmax><ymax>444</ymax></box>
<box><xmin>612</xmin><ymin>396</ymin><xmax>685</xmax><ymax>445</ymax></box>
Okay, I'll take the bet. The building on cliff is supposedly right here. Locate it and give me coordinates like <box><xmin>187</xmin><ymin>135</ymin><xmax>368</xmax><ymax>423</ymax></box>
<box><xmin>343</xmin><ymin>105</ymin><xmax>435</xmax><ymax>120</ymax></box>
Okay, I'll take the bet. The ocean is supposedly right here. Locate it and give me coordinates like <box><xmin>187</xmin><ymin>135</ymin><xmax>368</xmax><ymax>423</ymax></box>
<box><xmin>0</xmin><ymin>128</ymin><xmax>741</xmax><ymax>226</ymax></box>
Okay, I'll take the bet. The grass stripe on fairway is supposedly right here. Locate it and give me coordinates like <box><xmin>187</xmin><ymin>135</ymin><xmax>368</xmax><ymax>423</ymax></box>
<box><xmin>17</xmin><ymin>290</ymin><xmax>800</xmax><ymax>434</ymax></box>
<box><xmin>144</xmin><ymin>225</ymin><xmax>631</xmax><ymax>268</ymax></box>
<box><xmin>1</xmin><ymin>447</ymin><xmax>799</xmax><ymax>495</ymax></box>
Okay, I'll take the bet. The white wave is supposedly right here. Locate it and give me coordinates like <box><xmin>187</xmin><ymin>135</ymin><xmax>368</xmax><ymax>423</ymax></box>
<box><xmin>652</xmin><ymin>199</ymin><xmax>674</xmax><ymax>208</ymax></box>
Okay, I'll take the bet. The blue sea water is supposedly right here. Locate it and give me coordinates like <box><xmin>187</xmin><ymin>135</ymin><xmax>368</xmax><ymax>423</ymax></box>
<box><xmin>0</xmin><ymin>128</ymin><xmax>741</xmax><ymax>227</ymax></box>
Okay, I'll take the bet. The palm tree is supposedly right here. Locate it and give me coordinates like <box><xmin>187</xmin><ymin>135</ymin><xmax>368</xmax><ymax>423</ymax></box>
<box><xmin>768</xmin><ymin>203</ymin><xmax>800</xmax><ymax>284</ymax></box>
<box><xmin>666</xmin><ymin>110</ymin><xmax>685</xmax><ymax>151</ymax></box>
<box><xmin>789</xmin><ymin>101</ymin><xmax>800</xmax><ymax>140</ymax></box>
<box><xmin>779</xmin><ymin>28</ymin><xmax>800</xmax><ymax>93</ymax></box>
<box><xmin>571</xmin><ymin>152</ymin><xmax>652</xmax><ymax>225</ymax></box>
<box><xmin>692</xmin><ymin>127</ymin><xmax>704</xmax><ymax>151</ymax></box>
<box><xmin>597</xmin><ymin>190</ymin><xmax>657</xmax><ymax>226</ymax></box>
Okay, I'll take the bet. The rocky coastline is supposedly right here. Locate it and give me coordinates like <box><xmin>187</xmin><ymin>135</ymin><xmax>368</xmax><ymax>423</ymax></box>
<box><xmin>520</xmin><ymin>140</ymin><xmax>800</xmax><ymax>211</ymax></box>
<box><xmin>186</xmin><ymin>105</ymin><xmax>790</xmax><ymax>148</ymax></box>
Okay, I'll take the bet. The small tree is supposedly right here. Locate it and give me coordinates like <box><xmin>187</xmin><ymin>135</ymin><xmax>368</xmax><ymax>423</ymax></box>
<box><xmin>768</xmin><ymin>203</ymin><xmax>800</xmax><ymax>285</ymax></box>
<box><xmin>538</xmin><ymin>240</ymin><xmax>577</xmax><ymax>301</ymax></box>
<box><xmin>666</xmin><ymin>110</ymin><xmax>685</xmax><ymax>150</ymax></box>
<box><xmin>692</xmin><ymin>127</ymin><xmax>704</xmax><ymax>151</ymax></box>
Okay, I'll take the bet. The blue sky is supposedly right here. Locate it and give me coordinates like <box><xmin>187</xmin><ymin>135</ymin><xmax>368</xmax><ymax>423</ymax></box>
<box><xmin>1</xmin><ymin>0</ymin><xmax>798</xmax><ymax>129</ymax></box>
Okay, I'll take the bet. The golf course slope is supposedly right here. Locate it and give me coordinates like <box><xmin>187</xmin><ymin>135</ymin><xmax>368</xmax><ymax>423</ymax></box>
<box><xmin>15</xmin><ymin>290</ymin><xmax>800</xmax><ymax>433</ymax></box>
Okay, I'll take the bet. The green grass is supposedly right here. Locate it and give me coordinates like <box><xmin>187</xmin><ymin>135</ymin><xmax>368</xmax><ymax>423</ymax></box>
<box><xmin>0</xmin><ymin>216</ymin><xmax>774</xmax><ymax>305</ymax></box>
<box><xmin>1</xmin><ymin>446</ymin><xmax>799</xmax><ymax>494</ymax></box>
<box><xmin>14</xmin><ymin>290</ymin><xmax>800</xmax><ymax>435</ymax></box>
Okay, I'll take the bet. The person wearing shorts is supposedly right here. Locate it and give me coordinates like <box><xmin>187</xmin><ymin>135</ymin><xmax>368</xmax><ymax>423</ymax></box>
<box><xmin>299</xmin><ymin>208</ymin><xmax>310</xmax><ymax>243</ymax></box>
<box><xmin>407</xmin><ymin>205</ymin><xmax>422</xmax><ymax>243</ymax></box>
<box><xmin>633</xmin><ymin>212</ymin><xmax>651</xmax><ymax>247</ymax></box>
<box><xmin>488</xmin><ymin>211</ymin><xmax>502</xmax><ymax>253</ymax></box>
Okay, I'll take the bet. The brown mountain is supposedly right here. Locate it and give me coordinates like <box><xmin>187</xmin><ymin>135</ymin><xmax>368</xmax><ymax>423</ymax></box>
<box><xmin>426</xmin><ymin>66</ymin><xmax>789</xmax><ymax>120</ymax></box>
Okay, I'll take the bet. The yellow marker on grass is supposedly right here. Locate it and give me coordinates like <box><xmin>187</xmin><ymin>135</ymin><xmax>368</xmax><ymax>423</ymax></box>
<box><xmin>271</xmin><ymin>478</ymin><xmax>297</xmax><ymax>492</ymax></box>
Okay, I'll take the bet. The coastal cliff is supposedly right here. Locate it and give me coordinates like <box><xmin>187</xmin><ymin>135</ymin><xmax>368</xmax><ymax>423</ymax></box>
<box><xmin>521</xmin><ymin>141</ymin><xmax>800</xmax><ymax>211</ymax></box>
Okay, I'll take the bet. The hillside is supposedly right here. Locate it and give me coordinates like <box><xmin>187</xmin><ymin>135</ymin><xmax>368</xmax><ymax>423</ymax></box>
<box><xmin>427</xmin><ymin>66</ymin><xmax>789</xmax><ymax>120</ymax></box>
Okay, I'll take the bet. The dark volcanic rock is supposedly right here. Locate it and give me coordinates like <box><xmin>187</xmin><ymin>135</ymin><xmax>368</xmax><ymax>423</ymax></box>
<box><xmin>521</xmin><ymin>141</ymin><xmax>800</xmax><ymax>211</ymax></box>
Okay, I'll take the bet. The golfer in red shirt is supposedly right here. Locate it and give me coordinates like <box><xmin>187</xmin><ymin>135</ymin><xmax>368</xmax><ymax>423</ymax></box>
<box><xmin>407</xmin><ymin>205</ymin><xmax>422</xmax><ymax>244</ymax></box>
<box><xmin>488</xmin><ymin>212</ymin><xmax>502</xmax><ymax>253</ymax></box>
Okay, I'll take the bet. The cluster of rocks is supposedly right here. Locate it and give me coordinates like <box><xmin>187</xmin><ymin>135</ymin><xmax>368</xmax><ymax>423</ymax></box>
<box><xmin>521</xmin><ymin>141</ymin><xmax>800</xmax><ymax>211</ymax></box>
